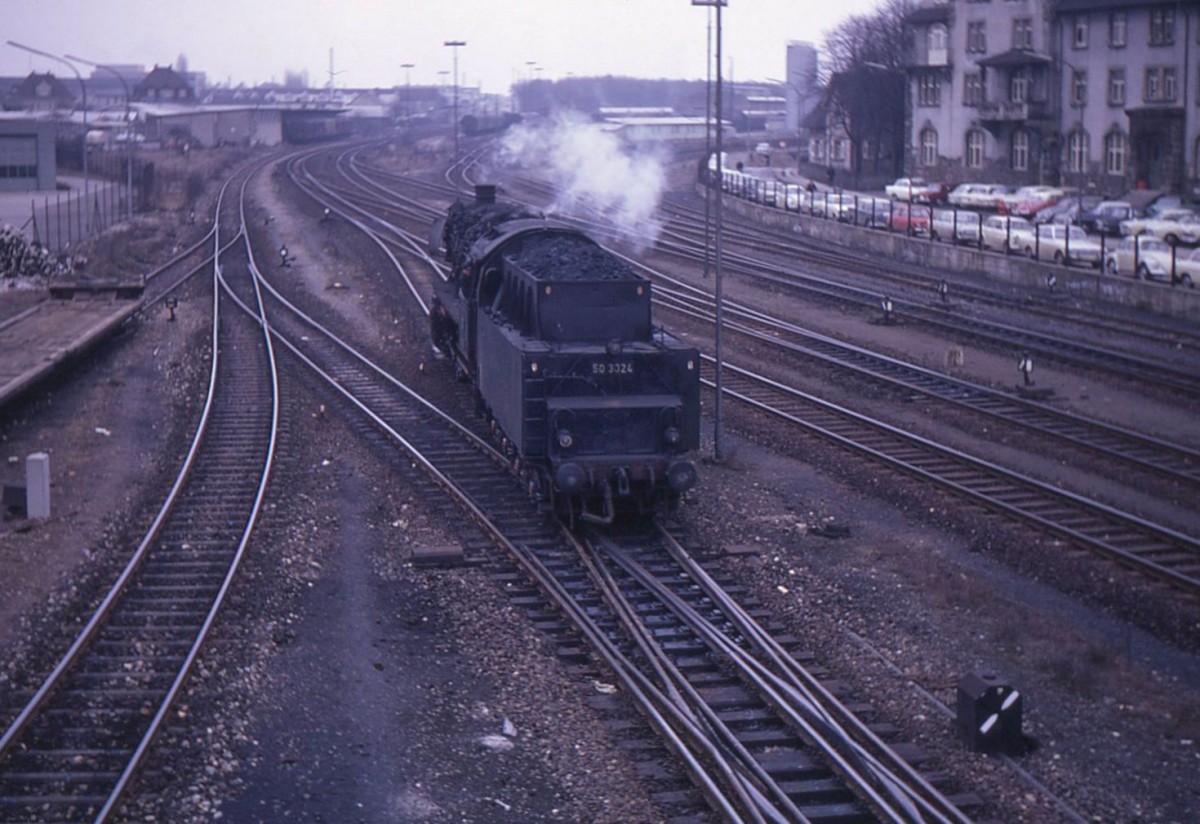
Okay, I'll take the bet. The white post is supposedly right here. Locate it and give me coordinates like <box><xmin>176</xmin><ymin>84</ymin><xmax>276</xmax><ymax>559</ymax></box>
<box><xmin>26</xmin><ymin>452</ymin><xmax>50</xmax><ymax>520</ymax></box>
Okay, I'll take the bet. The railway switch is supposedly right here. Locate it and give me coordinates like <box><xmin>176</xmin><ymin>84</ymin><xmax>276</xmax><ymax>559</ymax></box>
<box><xmin>956</xmin><ymin>672</ymin><xmax>1023</xmax><ymax>755</ymax></box>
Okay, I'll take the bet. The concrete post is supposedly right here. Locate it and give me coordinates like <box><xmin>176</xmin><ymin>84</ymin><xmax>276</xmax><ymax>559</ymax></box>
<box><xmin>26</xmin><ymin>452</ymin><xmax>50</xmax><ymax>520</ymax></box>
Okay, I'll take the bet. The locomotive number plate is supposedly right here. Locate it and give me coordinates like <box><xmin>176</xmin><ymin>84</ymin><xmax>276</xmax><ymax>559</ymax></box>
<box><xmin>591</xmin><ymin>361</ymin><xmax>634</xmax><ymax>376</ymax></box>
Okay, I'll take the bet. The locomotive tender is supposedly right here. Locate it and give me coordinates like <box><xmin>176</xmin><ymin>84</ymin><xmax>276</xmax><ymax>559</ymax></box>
<box><xmin>432</xmin><ymin>185</ymin><xmax>700</xmax><ymax>524</ymax></box>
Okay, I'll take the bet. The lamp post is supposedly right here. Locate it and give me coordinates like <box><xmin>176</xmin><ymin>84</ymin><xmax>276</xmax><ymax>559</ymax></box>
<box><xmin>692</xmin><ymin>0</ymin><xmax>727</xmax><ymax>462</ymax></box>
<box><xmin>444</xmin><ymin>40</ymin><xmax>466</xmax><ymax>161</ymax></box>
<box><xmin>401</xmin><ymin>62</ymin><xmax>414</xmax><ymax>125</ymax></box>
<box><xmin>66</xmin><ymin>54</ymin><xmax>133</xmax><ymax>219</ymax></box>
<box><xmin>9</xmin><ymin>40</ymin><xmax>89</xmax><ymax>235</ymax></box>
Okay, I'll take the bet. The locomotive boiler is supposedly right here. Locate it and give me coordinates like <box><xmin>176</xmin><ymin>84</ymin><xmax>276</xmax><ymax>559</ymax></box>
<box><xmin>431</xmin><ymin>184</ymin><xmax>700</xmax><ymax>524</ymax></box>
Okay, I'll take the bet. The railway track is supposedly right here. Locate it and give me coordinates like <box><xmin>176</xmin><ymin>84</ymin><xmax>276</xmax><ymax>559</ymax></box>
<box><xmin>646</xmin><ymin>271</ymin><xmax>1200</xmax><ymax>493</ymax></box>
<box><xmin>244</xmin><ymin>144</ymin><xmax>987</xmax><ymax>821</ymax></box>
<box><xmin>702</xmin><ymin>354</ymin><xmax>1200</xmax><ymax>594</ymax></box>
<box><xmin>0</xmin><ymin>163</ymin><xmax>280</xmax><ymax>822</ymax></box>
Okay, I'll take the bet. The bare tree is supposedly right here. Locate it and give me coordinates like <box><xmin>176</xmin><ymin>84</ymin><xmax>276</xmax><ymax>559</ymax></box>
<box><xmin>824</xmin><ymin>0</ymin><xmax>915</xmax><ymax>74</ymax></box>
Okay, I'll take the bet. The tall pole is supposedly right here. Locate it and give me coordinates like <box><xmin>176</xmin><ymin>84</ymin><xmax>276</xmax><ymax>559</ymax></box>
<box><xmin>9</xmin><ymin>41</ymin><xmax>89</xmax><ymax>235</ymax></box>
<box><xmin>67</xmin><ymin>55</ymin><xmax>133</xmax><ymax>219</ymax></box>
<box><xmin>703</xmin><ymin>8</ymin><xmax>712</xmax><ymax>280</ymax></box>
<box><xmin>444</xmin><ymin>40</ymin><xmax>466</xmax><ymax>161</ymax></box>
<box><xmin>401</xmin><ymin>63</ymin><xmax>414</xmax><ymax>125</ymax></box>
<box><xmin>691</xmin><ymin>0</ymin><xmax>727</xmax><ymax>461</ymax></box>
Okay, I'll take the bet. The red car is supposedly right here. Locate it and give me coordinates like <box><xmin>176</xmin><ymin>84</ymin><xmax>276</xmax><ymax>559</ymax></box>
<box><xmin>890</xmin><ymin>202</ymin><xmax>932</xmax><ymax>234</ymax></box>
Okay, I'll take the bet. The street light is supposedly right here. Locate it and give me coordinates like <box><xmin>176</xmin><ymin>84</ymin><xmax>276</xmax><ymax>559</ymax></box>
<box><xmin>401</xmin><ymin>62</ymin><xmax>415</xmax><ymax>125</ymax></box>
<box><xmin>66</xmin><ymin>54</ymin><xmax>133</xmax><ymax>219</ymax></box>
<box><xmin>692</xmin><ymin>0</ymin><xmax>727</xmax><ymax>462</ymax></box>
<box><xmin>444</xmin><ymin>40</ymin><xmax>466</xmax><ymax>161</ymax></box>
<box><xmin>9</xmin><ymin>40</ymin><xmax>89</xmax><ymax>234</ymax></box>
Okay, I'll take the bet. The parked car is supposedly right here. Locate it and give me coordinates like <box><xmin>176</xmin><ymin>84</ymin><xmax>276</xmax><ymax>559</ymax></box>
<box><xmin>1013</xmin><ymin>187</ymin><xmax>1067</xmax><ymax>218</ymax></box>
<box><xmin>885</xmin><ymin>178</ymin><xmax>949</xmax><ymax>203</ymax></box>
<box><xmin>889</xmin><ymin>202</ymin><xmax>932</xmax><ymax>234</ymax></box>
<box><xmin>853</xmin><ymin>196</ymin><xmax>894</xmax><ymax>228</ymax></box>
<box><xmin>1118</xmin><ymin>209</ymin><xmax>1200</xmax><ymax>246</ymax></box>
<box><xmin>1171</xmin><ymin>247</ymin><xmax>1200</xmax><ymax>287</ymax></box>
<box><xmin>1080</xmin><ymin>200</ymin><xmax>1140</xmax><ymax>235</ymax></box>
<box><xmin>1103</xmin><ymin>235</ymin><xmax>1176</xmax><ymax>280</ymax></box>
<box><xmin>931</xmin><ymin>209</ymin><xmax>982</xmax><ymax>244</ymax></box>
<box><xmin>947</xmin><ymin>183</ymin><xmax>986</xmax><ymax>208</ymax></box>
<box><xmin>1034</xmin><ymin>195</ymin><xmax>1103</xmax><ymax>225</ymax></box>
<box><xmin>981</xmin><ymin>215</ymin><xmax>1034</xmax><ymax>252</ymax></box>
<box><xmin>885</xmin><ymin>177</ymin><xmax>928</xmax><ymax>201</ymax></box>
<box><xmin>945</xmin><ymin>183</ymin><xmax>1012</xmax><ymax>211</ymax></box>
<box><xmin>998</xmin><ymin>186</ymin><xmax>1063</xmax><ymax>216</ymax></box>
<box><xmin>1018</xmin><ymin>225</ymin><xmax>1102</xmax><ymax>267</ymax></box>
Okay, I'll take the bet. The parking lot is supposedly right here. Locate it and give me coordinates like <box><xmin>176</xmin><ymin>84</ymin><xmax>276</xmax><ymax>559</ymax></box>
<box><xmin>714</xmin><ymin>158</ymin><xmax>1198</xmax><ymax>286</ymax></box>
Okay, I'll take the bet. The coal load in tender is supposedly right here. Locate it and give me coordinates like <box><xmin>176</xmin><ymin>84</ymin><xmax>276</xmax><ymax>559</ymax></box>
<box><xmin>515</xmin><ymin>235</ymin><xmax>635</xmax><ymax>282</ymax></box>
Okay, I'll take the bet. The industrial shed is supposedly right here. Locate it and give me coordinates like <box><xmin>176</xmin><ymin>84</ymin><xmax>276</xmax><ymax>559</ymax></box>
<box><xmin>136</xmin><ymin>104</ymin><xmax>283</xmax><ymax>148</ymax></box>
<box><xmin>0</xmin><ymin>116</ymin><xmax>56</xmax><ymax>192</ymax></box>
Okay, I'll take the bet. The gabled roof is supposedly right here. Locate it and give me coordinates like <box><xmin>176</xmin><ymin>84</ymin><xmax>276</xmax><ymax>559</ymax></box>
<box><xmin>6</xmin><ymin>72</ymin><xmax>76</xmax><ymax>106</ymax></box>
<box><xmin>133</xmin><ymin>65</ymin><xmax>195</xmax><ymax>102</ymax></box>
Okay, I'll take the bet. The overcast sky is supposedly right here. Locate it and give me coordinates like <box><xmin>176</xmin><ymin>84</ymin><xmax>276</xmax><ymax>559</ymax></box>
<box><xmin>1</xmin><ymin>0</ymin><xmax>883</xmax><ymax>92</ymax></box>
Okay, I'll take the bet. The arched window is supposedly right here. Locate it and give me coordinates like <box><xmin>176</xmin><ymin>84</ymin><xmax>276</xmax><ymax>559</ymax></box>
<box><xmin>1068</xmin><ymin>130</ymin><xmax>1088</xmax><ymax>173</ymax></box>
<box><xmin>1106</xmin><ymin>131</ymin><xmax>1128</xmax><ymax>175</ymax></box>
<box><xmin>1011</xmin><ymin>130</ymin><xmax>1030</xmax><ymax>171</ymax></box>
<box><xmin>921</xmin><ymin>128</ymin><xmax>939</xmax><ymax>166</ymax></box>
<box><xmin>966</xmin><ymin>130</ymin><xmax>985</xmax><ymax>168</ymax></box>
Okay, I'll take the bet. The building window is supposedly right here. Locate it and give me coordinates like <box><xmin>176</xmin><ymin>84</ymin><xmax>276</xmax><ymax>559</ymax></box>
<box><xmin>1108</xmin><ymin>69</ymin><xmax>1125</xmax><ymax>106</ymax></box>
<box><xmin>928</xmin><ymin>24</ymin><xmax>948</xmax><ymax>66</ymax></box>
<box><xmin>1071</xmin><ymin>70</ymin><xmax>1088</xmax><ymax>107</ymax></box>
<box><xmin>1072</xmin><ymin>17</ymin><xmax>1088</xmax><ymax>49</ymax></box>
<box><xmin>1013</xmin><ymin>18</ymin><xmax>1033</xmax><ymax>50</ymax></box>
<box><xmin>918</xmin><ymin>74</ymin><xmax>941</xmax><ymax>106</ymax></box>
<box><xmin>966</xmin><ymin>129</ymin><xmax>985</xmax><ymax>168</ymax></box>
<box><xmin>1145</xmin><ymin>67</ymin><xmax>1177</xmax><ymax>102</ymax></box>
<box><xmin>1105</xmin><ymin>132</ymin><xmax>1127</xmax><ymax>175</ymax></box>
<box><xmin>1011</xmin><ymin>130</ymin><xmax>1029</xmax><ymax>171</ymax></box>
<box><xmin>921</xmin><ymin>128</ymin><xmax>939</xmax><ymax>166</ymax></box>
<box><xmin>1067</xmin><ymin>131</ymin><xmax>1088</xmax><ymax>173</ymax></box>
<box><xmin>1108</xmin><ymin>12</ymin><xmax>1126</xmax><ymax>47</ymax></box>
<box><xmin>967</xmin><ymin>21</ymin><xmax>987</xmax><ymax>53</ymax></box>
<box><xmin>964</xmin><ymin>73</ymin><xmax>984</xmax><ymax>106</ymax></box>
<box><xmin>831</xmin><ymin>138</ymin><xmax>848</xmax><ymax>162</ymax></box>
<box><xmin>1010</xmin><ymin>70</ymin><xmax>1029</xmax><ymax>103</ymax></box>
<box><xmin>1150</xmin><ymin>8</ymin><xmax>1174</xmax><ymax>46</ymax></box>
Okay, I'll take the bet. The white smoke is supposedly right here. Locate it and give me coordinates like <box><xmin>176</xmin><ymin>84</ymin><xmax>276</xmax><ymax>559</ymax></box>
<box><xmin>495</xmin><ymin>111</ymin><xmax>666</xmax><ymax>251</ymax></box>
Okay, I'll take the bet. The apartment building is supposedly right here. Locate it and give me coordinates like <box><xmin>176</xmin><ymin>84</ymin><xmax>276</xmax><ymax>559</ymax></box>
<box><xmin>903</xmin><ymin>0</ymin><xmax>1199</xmax><ymax>196</ymax></box>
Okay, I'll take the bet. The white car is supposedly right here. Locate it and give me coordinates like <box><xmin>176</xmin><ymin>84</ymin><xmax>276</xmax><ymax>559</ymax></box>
<box><xmin>1017</xmin><ymin>225</ymin><xmax>1102</xmax><ymax>267</ymax></box>
<box><xmin>885</xmin><ymin>177</ymin><xmax>928</xmax><ymax>201</ymax></box>
<box><xmin>981</xmin><ymin>215</ymin><xmax>1034</xmax><ymax>252</ymax></box>
<box><xmin>1103</xmin><ymin>236</ymin><xmax>1176</xmax><ymax>280</ymax></box>
<box><xmin>1171</xmin><ymin>247</ymin><xmax>1200</xmax><ymax>287</ymax></box>
<box><xmin>946</xmin><ymin>183</ymin><xmax>1014</xmax><ymax>211</ymax></box>
<box><xmin>1118</xmin><ymin>210</ymin><xmax>1200</xmax><ymax>246</ymax></box>
<box><xmin>931</xmin><ymin>209</ymin><xmax>982</xmax><ymax>244</ymax></box>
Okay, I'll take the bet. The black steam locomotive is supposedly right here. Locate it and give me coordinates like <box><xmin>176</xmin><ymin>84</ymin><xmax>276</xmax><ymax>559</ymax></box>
<box><xmin>431</xmin><ymin>185</ymin><xmax>700</xmax><ymax>524</ymax></box>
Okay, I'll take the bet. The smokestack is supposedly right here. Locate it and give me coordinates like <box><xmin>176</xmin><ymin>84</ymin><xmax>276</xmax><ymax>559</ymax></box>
<box><xmin>475</xmin><ymin>184</ymin><xmax>497</xmax><ymax>204</ymax></box>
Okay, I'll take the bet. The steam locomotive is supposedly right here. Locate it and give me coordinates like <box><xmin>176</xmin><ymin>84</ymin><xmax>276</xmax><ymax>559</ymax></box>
<box><xmin>430</xmin><ymin>185</ymin><xmax>700</xmax><ymax>524</ymax></box>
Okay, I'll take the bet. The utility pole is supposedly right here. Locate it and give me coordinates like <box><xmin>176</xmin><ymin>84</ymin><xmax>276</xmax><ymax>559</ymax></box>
<box><xmin>67</xmin><ymin>55</ymin><xmax>133</xmax><ymax>219</ymax></box>
<box><xmin>401</xmin><ymin>62</ymin><xmax>414</xmax><ymax>124</ymax></box>
<box><xmin>444</xmin><ymin>40</ymin><xmax>466</xmax><ymax>161</ymax></box>
<box><xmin>691</xmin><ymin>0</ymin><xmax>728</xmax><ymax>461</ymax></box>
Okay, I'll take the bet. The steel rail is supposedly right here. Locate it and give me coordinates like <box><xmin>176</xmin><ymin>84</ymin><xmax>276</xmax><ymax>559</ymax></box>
<box><xmin>703</xmin><ymin>355</ymin><xmax>1200</xmax><ymax>593</ymax></box>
